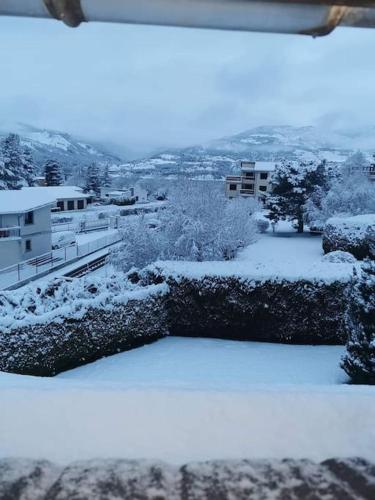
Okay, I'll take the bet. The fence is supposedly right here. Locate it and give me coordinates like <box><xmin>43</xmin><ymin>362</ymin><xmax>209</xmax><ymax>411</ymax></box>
<box><xmin>0</xmin><ymin>232</ymin><xmax>122</xmax><ymax>290</ymax></box>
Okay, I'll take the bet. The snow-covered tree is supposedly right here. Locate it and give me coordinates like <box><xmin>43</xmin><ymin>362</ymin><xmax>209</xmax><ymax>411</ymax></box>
<box><xmin>266</xmin><ymin>161</ymin><xmax>329</xmax><ymax>233</ymax></box>
<box><xmin>342</xmin><ymin>151</ymin><xmax>369</xmax><ymax>177</ymax></box>
<box><xmin>44</xmin><ymin>159</ymin><xmax>63</xmax><ymax>186</ymax></box>
<box><xmin>341</xmin><ymin>262</ymin><xmax>375</xmax><ymax>384</ymax></box>
<box><xmin>305</xmin><ymin>168</ymin><xmax>375</xmax><ymax>226</ymax></box>
<box><xmin>21</xmin><ymin>146</ymin><xmax>36</xmax><ymax>186</ymax></box>
<box><xmin>85</xmin><ymin>162</ymin><xmax>101</xmax><ymax>196</ymax></box>
<box><xmin>111</xmin><ymin>181</ymin><xmax>258</xmax><ymax>272</ymax></box>
<box><xmin>0</xmin><ymin>134</ymin><xmax>26</xmax><ymax>189</ymax></box>
<box><xmin>110</xmin><ymin>216</ymin><xmax>163</xmax><ymax>272</ymax></box>
<box><xmin>101</xmin><ymin>164</ymin><xmax>112</xmax><ymax>188</ymax></box>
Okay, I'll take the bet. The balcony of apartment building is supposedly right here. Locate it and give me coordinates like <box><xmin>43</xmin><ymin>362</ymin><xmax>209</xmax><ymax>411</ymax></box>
<box><xmin>0</xmin><ymin>226</ymin><xmax>21</xmax><ymax>240</ymax></box>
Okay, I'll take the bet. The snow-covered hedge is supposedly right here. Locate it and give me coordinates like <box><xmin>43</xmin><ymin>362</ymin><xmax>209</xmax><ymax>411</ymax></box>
<box><xmin>1</xmin><ymin>457</ymin><xmax>373</xmax><ymax>499</ymax></box>
<box><xmin>323</xmin><ymin>214</ymin><xmax>375</xmax><ymax>259</ymax></box>
<box><xmin>0</xmin><ymin>277</ymin><xmax>168</xmax><ymax>376</ymax></box>
<box><xmin>142</xmin><ymin>263</ymin><xmax>351</xmax><ymax>344</ymax></box>
<box><xmin>342</xmin><ymin>263</ymin><xmax>375</xmax><ymax>384</ymax></box>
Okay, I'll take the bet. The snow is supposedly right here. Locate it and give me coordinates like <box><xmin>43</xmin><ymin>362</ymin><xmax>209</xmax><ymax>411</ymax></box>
<box><xmin>0</xmin><ymin>189</ymin><xmax>56</xmax><ymax>214</ymax></box>
<box><xmin>22</xmin><ymin>186</ymin><xmax>90</xmax><ymax>200</ymax></box>
<box><xmin>58</xmin><ymin>337</ymin><xmax>347</xmax><ymax>388</ymax></box>
<box><xmin>0</xmin><ymin>338</ymin><xmax>374</xmax><ymax>464</ymax></box>
<box><xmin>153</xmin><ymin>225</ymin><xmax>357</xmax><ymax>283</ymax></box>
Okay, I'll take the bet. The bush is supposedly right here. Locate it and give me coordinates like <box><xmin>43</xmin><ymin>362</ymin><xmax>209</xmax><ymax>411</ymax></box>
<box><xmin>142</xmin><ymin>266</ymin><xmax>350</xmax><ymax>344</ymax></box>
<box><xmin>322</xmin><ymin>251</ymin><xmax>357</xmax><ymax>264</ymax></box>
<box><xmin>341</xmin><ymin>262</ymin><xmax>375</xmax><ymax>384</ymax></box>
<box><xmin>111</xmin><ymin>181</ymin><xmax>259</xmax><ymax>272</ymax></box>
<box><xmin>112</xmin><ymin>197</ymin><xmax>136</xmax><ymax>206</ymax></box>
<box><xmin>322</xmin><ymin>215</ymin><xmax>375</xmax><ymax>259</ymax></box>
<box><xmin>255</xmin><ymin>217</ymin><xmax>270</xmax><ymax>233</ymax></box>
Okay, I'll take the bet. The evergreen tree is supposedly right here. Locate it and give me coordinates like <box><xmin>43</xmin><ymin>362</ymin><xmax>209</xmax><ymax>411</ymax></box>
<box><xmin>21</xmin><ymin>146</ymin><xmax>36</xmax><ymax>186</ymax></box>
<box><xmin>341</xmin><ymin>262</ymin><xmax>375</xmax><ymax>384</ymax></box>
<box><xmin>266</xmin><ymin>161</ymin><xmax>328</xmax><ymax>233</ymax></box>
<box><xmin>0</xmin><ymin>133</ymin><xmax>24</xmax><ymax>189</ymax></box>
<box><xmin>101</xmin><ymin>164</ymin><xmax>112</xmax><ymax>188</ymax></box>
<box><xmin>85</xmin><ymin>162</ymin><xmax>101</xmax><ymax>196</ymax></box>
<box><xmin>44</xmin><ymin>159</ymin><xmax>63</xmax><ymax>186</ymax></box>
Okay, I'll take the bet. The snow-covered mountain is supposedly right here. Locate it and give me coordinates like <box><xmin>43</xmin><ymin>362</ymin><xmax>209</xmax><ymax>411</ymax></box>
<box><xmin>0</xmin><ymin>124</ymin><xmax>122</xmax><ymax>173</ymax></box>
<box><xmin>117</xmin><ymin>125</ymin><xmax>375</xmax><ymax>180</ymax></box>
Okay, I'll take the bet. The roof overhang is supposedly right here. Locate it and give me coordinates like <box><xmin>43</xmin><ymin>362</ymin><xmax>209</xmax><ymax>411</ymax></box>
<box><xmin>1</xmin><ymin>0</ymin><xmax>375</xmax><ymax>36</ymax></box>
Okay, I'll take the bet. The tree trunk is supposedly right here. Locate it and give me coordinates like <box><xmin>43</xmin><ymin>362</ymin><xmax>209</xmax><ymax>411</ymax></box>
<box><xmin>297</xmin><ymin>218</ymin><xmax>304</xmax><ymax>233</ymax></box>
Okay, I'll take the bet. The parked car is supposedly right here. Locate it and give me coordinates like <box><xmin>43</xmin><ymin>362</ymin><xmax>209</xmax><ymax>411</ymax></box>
<box><xmin>52</xmin><ymin>231</ymin><xmax>76</xmax><ymax>250</ymax></box>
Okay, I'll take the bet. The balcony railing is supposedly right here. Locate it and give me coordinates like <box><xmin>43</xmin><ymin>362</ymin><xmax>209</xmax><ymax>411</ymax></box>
<box><xmin>240</xmin><ymin>189</ymin><xmax>255</xmax><ymax>195</ymax></box>
<box><xmin>0</xmin><ymin>227</ymin><xmax>21</xmax><ymax>239</ymax></box>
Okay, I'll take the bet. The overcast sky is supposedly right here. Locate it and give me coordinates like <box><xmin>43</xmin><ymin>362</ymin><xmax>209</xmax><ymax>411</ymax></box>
<box><xmin>0</xmin><ymin>16</ymin><xmax>374</xmax><ymax>156</ymax></box>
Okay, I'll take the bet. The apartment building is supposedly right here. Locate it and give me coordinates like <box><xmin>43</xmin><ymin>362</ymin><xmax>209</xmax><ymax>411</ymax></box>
<box><xmin>0</xmin><ymin>190</ymin><xmax>56</xmax><ymax>269</ymax></box>
<box><xmin>225</xmin><ymin>161</ymin><xmax>275</xmax><ymax>201</ymax></box>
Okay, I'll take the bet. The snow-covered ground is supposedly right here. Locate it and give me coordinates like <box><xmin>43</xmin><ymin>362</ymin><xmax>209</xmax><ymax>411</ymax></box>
<box><xmin>0</xmin><ymin>338</ymin><xmax>374</xmax><ymax>464</ymax></box>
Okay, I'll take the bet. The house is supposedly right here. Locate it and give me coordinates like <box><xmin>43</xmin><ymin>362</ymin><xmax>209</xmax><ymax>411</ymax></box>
<box><xmin>0</xmin><ymin>190</ymin><xmax>56</xmax><ymax>269</ymax></box>
<box><xmin>100</xmin><ymin>185</ymin><xmax>148</xmax><ymax>203</ymax></box>
<box><xmin>225</xmin><ymin>161</ymin><xmax>276</xmax><ymax>201</ymax></box>
<box><xmin>22</xmin><ymin>186</ymin><xmax>91</xmax><ymax>211</ymax></box>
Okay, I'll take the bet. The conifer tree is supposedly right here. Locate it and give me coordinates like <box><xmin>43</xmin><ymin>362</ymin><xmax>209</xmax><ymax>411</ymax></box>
<box><xmin>266</xmin><ymin>161</ymin><xmax>328</xmax><ymax>233</ymax></box>
<box><xmin>101</xmin><ymin>164</ymin><xmax>112</xmax><ymax>188</ymax></box>
<box><xmin>342</xmin><ymin>262</ymin><xmax>375</xmax><ymax>384</ymax></box>
<box><xmin>44</xmin><ymin>159</ymin><xmax>63</xmax><ymax>186</ymax></box>
<box><xmin>85</xmin><ymin>162</ymin><xmax>101</xmax><ymax>196</ymax></box>
<box><xmin>1</xmin><ymin>133</ymin><xmax>24</xmax><ymax>189</ymax></box>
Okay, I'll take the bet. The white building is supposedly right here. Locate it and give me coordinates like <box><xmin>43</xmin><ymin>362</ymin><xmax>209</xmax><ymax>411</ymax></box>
<box><xmin>0</xmin><ymin>190</ymin><xmax>56</xmax><ymax>269</ymax></box>
<box><xmin>22</xmin><ymin>186</ymin><xmax>91</xmax><ymax>212</ymax></box>
<box><xmin>225</xmin><ymin>161</ymin><xmax>276</xmax><ymax>201</ymax></box>
<box><xmin>100</xmin><ymin>185</ymin><xmax>148</xmax><ymax>203</ymax></box>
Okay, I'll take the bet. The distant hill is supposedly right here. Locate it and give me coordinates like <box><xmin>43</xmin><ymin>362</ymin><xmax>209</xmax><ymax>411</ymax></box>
<box><xmin>116</xmin><ymin>125</ymin><xmax>375</xmax><ymax>180</ymax></box>
<box><xmin>0</xmin><ymin>124</ymin><xmax>122</xmax><ymax>174</ymax></box>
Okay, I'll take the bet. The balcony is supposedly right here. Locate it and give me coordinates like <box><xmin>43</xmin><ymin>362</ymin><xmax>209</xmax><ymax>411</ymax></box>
<box><xmin>0</xmin><ymin>226</ymin><xmax>21</xmax><ymax>239</ymax></box>
<box><xmin>226</xmin><ymin>175</ymin><xmax>241</xmax><ymax>182</ymax></box>
<box><xmin>240</xmin><ymin>189</ymin><xmax>255</xmax><ymax>196</ymax></box>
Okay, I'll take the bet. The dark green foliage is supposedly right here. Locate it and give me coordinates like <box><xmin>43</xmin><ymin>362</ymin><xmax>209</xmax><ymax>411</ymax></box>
<box><xmin>266</xmin><ymin>160</ymin><xmax>329</xmax><ymax>233</ymax></box>
<box><xmin>342</xmin><ymin>263</ymin><xmax>375</xmax><ymax>384</ymax></box>
<box><xmin>44</xmin><ymin>159</ymin><xmax>63</xmax><ymax>186</ymax></box>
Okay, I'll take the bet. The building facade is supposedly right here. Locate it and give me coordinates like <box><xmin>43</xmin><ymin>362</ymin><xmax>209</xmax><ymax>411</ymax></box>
<box><xmin>22</xmin><ymin>186</ymin><xmax>90</xmax><ymax>212</ymax></box>
<box><xmin>225</xmin><ymin>161</ymin><xmax>275</xmax><ymax>201</ymax></box>
<box><xmin>0</xmin><ymin>191</ymin><xmax>55</xmax><ymax>269</ymax></box>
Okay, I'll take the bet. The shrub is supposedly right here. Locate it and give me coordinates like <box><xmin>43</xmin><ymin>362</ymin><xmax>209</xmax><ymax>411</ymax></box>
<box><xmin>341</xmin><ymin>262</ymin><xmax>375</xmax><ymax>384</ymax></box>
<box><xmin>322</xmin><ymin>215</ymin><xmax>375</xmax><ymax>259</ymax></box>
<box><xmin>322</xmin><ymin>251</ymin><xmax>357</xmax><ymax>264</ymax></box>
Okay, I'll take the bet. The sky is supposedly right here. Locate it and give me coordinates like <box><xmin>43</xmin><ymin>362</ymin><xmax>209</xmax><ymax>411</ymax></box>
<box><xmin>0</xmin><ymin>16</ymin><xmax>374</xmax><ymax>157</ymax></box>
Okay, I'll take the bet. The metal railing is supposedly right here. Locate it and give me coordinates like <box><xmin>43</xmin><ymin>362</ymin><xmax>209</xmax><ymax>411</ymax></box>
<box><xmin>0</xmin><ymin>232</ymin><xmax>122</xmax><ymax>289</ymax></box>
<box><xmin>0</xmin><ymin>226</ymin><xmax>21</xmax><ymax>239</ymax></box>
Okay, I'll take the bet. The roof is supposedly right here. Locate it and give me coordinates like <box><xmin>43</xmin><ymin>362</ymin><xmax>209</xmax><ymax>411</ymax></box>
<box><xmin>22</xmin><ymin>186</ymin><xmax>90</xmax><ymax>200</ymax></box>
<box><xmin>241</xmin><ymin>161</ymin><xmax>276</xmax><ymax>173</ymax></box>
<box><xmin>0</xmin><ymin>190</ymin><xmax>56</xmax><ymax>214</ymax></box>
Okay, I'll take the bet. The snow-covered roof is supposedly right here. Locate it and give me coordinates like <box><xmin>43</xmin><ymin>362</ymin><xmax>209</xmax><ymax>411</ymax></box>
<box><xmin>254</xmin><ymin>161</ymin><xmax>276</xmax><ymax>172</ymax></box>
<box><xmin>22</xmin><ymin>186</ymin><xmax>90</xmax><ymax>200</ymax></box>
<box><xmin>0</xmin><ymin>190</ymin><xmax>56</xmax><ymax>214</ymax></box>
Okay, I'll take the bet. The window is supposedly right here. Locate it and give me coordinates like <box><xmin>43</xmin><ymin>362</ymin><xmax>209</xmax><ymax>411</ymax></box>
<box><xmin>243</xmin><ymin>183</ymin><xmax>254</xmax><ymax>190</ymax></box>
<box><xmin>77</xmin><ymin>199</ymin><xmax>85</xmax><ymax>210</ymax></box>
<box><xmin>57</xmin><ymin>201</ymin><xmax>64</xmax><ymax>211</ymax></box>
<box><xmin>67</xmin><ymin>200</ymin><xmax>75</xmax><ymax>211</ymax></box>
<box><xmin>25</xmin><ymin>239</ymin><xmax>32</xmax><ymax>252</ymax></box>
<box><xmin>245</xmin><ymin>172</ymin><xmax>255</xmax><ymax>179</ymax></box>
<box><xmin>259</xmin><ymin>185</ymin><xmax>267</xmax><ymax>192</ymax></box>
<box><xmin>229</xmin><ymin>184</ymin><xmax>237</xmax><ymax>191</ymax></box>
<box><xmin>24</xmin><ymin>211</ymin><xmax>34</xmax><ymax>225</ymax></box>
<box><xmin>260</xmin><ymin>172</ymin><xmax>268</xmax><ymax>180</ymax></box>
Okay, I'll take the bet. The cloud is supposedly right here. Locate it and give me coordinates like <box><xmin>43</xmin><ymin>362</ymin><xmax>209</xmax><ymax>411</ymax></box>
<box><xmin>0</xmin><ymin>17</ymin><xmax>374</xmax><ymax>156</ymax></box>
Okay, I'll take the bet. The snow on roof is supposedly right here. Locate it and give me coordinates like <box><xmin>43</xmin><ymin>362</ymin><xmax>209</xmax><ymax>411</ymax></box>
<box><xmin>22</xmin><ymin>186</ymin><xmax>90</xmax><ymax>200</ymax></box>
<box><xmin>0</xmin><ymin>190</ymin><xmax>57</xmax><ymax>214</ymax></box>
<box><xmin>254</xmin><ymin>161</ymin><xmax>276</xmax><ymax>172</ymax></box>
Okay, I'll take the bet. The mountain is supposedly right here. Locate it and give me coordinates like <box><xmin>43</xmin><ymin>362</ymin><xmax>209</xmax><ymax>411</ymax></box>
<box><xmin>116</xmin><ymin>125</ymin><xmax>375</xmax><ymax>180</ymax></box>
<box><xmin>0</xmin><ymin>124</ymin><xmax>122</xmax><ymax>174</ymax></box>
